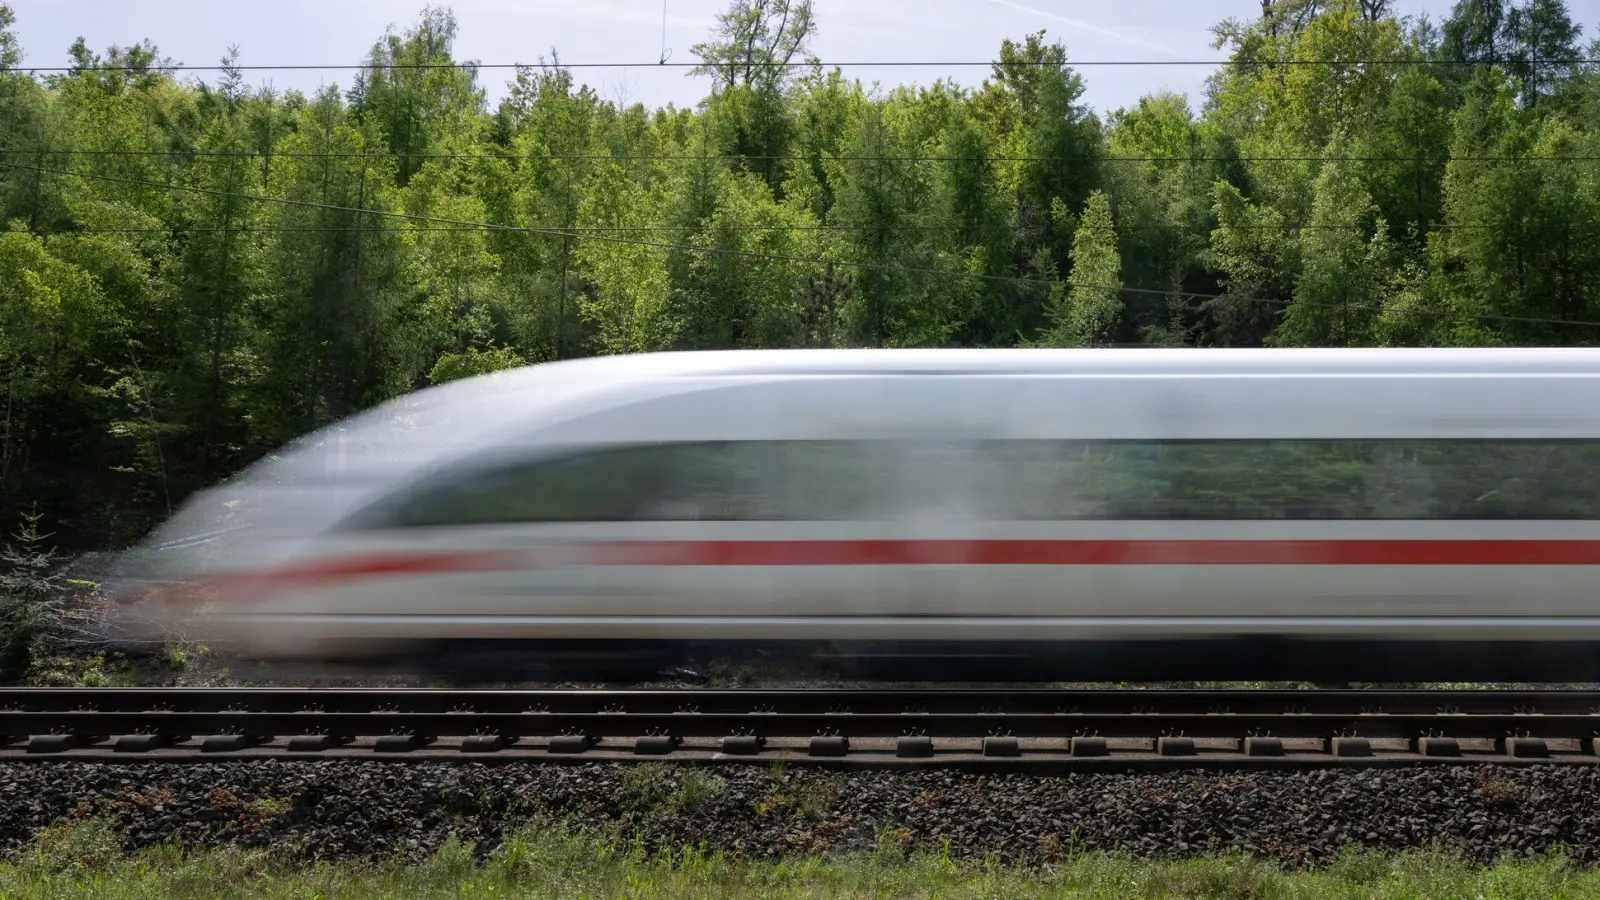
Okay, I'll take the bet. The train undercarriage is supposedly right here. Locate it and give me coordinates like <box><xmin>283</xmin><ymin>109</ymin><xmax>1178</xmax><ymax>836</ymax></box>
<box><xmin>232</xmin><ymin>636</ymin><xmax>1600</xmax><ymax>685</ymax></box>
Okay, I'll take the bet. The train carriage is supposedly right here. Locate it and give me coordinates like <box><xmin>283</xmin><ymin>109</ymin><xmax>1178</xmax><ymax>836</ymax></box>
<box><xmin>118</xmin><ymin>348</ymin><xmax>1600</xmax><ymax>682</ymax></box>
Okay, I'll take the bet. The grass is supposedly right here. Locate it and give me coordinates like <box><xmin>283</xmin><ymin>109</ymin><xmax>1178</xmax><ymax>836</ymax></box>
<box><xmin>5</xmin><ymin>818</ymin><xmax>1600</xmax><ymax>899</ymax></box>
<box><xmin>617</xmin><ymin>763</ymin><xmax>730</xmax><ymax>815</ymax></box>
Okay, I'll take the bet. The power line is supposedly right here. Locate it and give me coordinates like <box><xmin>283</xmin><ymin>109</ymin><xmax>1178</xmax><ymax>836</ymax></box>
<box><xmin>9</xmin><ymin>148</ymin><xmax>1598</xmax><ymax>164</ymax></box>
<box><xmin>6</xmin><ymin>158</ymin><xmax>1599</xmax><ymax>333</ymax></box>
<box><xmin>1184</xmin><ymin>291</ymin><xmax>1600</xmax><ymax>332</ymax></box>
<box><xmin>37</xmin><ymin>222</ymin><xmax>1600</xmax><ymax>235</ymax></box>
<box><xmin>9</xmin><ymin>57</ymin><xmax>1590</xmax><ymax>74</ymax></box>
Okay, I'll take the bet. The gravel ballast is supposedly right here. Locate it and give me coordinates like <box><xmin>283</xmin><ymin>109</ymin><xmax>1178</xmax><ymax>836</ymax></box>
<box><xmin>0</xmin><ymin>761</ymin><xmax>1591</xmax><ymax>867</ymax></box>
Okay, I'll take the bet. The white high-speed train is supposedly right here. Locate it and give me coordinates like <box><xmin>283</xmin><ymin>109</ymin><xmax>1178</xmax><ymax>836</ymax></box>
<box><xmin>117</xmin><ymin>348</ymin><xmax>1600</xmax><ymax>681</ymax></box>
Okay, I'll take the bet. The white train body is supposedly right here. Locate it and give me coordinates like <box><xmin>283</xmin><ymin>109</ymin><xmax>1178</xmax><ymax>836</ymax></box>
<box><xmin>122</xmin><ymin>348</ymin><xmax>1600</xmax><ymax>681</ymax></box>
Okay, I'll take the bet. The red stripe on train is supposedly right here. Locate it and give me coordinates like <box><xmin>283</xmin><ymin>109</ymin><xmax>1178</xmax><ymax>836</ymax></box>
<box><xmin>588</xmin><ymin>539</ymin><xmax>1600</xmax><ymax>567</ymax></box>
<box><xmin>193</xmin><ymin>539</ymin><xmax>1600</xmax><ymax>597</ymax></box>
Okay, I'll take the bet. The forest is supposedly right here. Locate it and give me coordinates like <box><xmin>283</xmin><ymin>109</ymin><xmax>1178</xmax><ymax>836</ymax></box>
<box><xmin>0</xmin><ymin>0</ymin><xmax>1597</xmax><ymax>550</ymax></box>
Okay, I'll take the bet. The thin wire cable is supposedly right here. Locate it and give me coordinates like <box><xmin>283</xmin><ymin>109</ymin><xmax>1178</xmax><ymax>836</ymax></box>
<box><xmin>38</xmin><ymin>222</ymin><xmax>1600</xmax><ymax>234</ymax></box>
<box><xmin>658</xmin><ymin>0</ymin><xmax>672</xmax><ymax>66</ymax></box>
<box><xmin>9</xmin><ymin>57</ymin><xmax>1591</xmax><ymax>73</ymax></box>
<box><xmin>9</xmin><ymin>148</ymin><xmax>1597</xmax><ymax>163</ymax></box>
<box><xmin>8</xmin><ymin>158</ymin><xmax>1600</xmax><ymax>332</ymax></box>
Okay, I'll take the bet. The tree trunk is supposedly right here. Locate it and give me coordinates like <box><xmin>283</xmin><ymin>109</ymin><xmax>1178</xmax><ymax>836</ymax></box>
<box><xmin>1</xmin><ymin>366</ymin><xmax>14</xmax><ymax>483</ymax></box>
<box><xmin>201</xmin><ymin>159</ymin><xmax>240</xmax><ymax>482</ymax></box>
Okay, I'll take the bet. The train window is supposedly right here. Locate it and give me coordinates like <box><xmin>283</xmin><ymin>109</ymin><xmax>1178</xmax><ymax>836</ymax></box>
<box><xmin>348</xmin><ymin>438</ymin><xmax>1600</xmax><ymax>528</ymax></box>
<box><xmin>967</xmin><ymin>439</ymin><xmax>1600</xmax><ymax>520</ymax></box>
<box><xmin>362</xmin><ymin>441</ymin><xmax>897</xmax><ymax>527</ymax></box>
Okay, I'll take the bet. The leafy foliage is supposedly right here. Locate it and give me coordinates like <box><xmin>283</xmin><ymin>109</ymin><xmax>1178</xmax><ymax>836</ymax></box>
<box><xmin>1039</xmin><ymin>190</ymin><xmax>1122</xmax><ymax>347</ymax></box>
<box><xmin>0</xmin><ymin>0</ymin><xmax>1597</xmax><ymax>548</ymax></box>
<box><xmin>690</xmin><ymin>0</ymin><xmax>817</xmax><ymax>91</ymax></box>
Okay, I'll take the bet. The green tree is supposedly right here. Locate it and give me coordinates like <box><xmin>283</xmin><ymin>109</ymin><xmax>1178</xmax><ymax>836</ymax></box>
<box><xmin>427</xmin><ymin>344</ymin><xmax>523</xmax><ymax>384</ymax></box>
<box><xmin>0</xmin><ymin>231</ymin><xmax>119</xmax><ymax>539</ymax></box>
<box><xmin>829</xmin><ymin>105</ymin><xmax>919</xmax><ymax>346</ymax></box>
<box><xmin>971</xmin><ymin>30</ymin><xmax>1102</xmax><ymax>273</ymax></box>
<box><xmin>1425</xmin><ymin>69</ymin><xmax>1599</xmax><ymax>345</ymax></box>
<box><xmin>1361</xmin><ymin>64</ymin><xmax>1451</xmax><ymax>245</ymax></box>
<box><xmin>575</xmin><ymin>164</ymin><xmax>675</xmax><ymax>354</ymax></box>
<box><xmin>1037</xmin><ymin>190</ymin><xmax>1122</xmax><ymax>346</ymax></box>
<box><xmin>1104</xmin><ymin>93</ymin><xmax>1218</xmax><ymax>342</ymax></box>
<box><xmin>0</xmin><ymin>2</ymin><xmax>50</xmax><ymax>225</ymax></box>
<box><xmin>1204</xmin><ymin>181</ymin><xmax>1301</xmax><ymax>346</ymax></box>
<box><xmin>0</xmin><ymin>2</ymin><xmax>18</xmax><ymax>68</ymax></box>
<box><xmin>1440</xmin><ymin>0</ymin><xmax>1510</xmax><ymax>65</ymax></box>
<box><xmin>782</xmin><ymin>67</ymin><xmax>864</xmax><ymax>222</ymax></box>
<box><xmin>684</xmin><ymin>172</ymin><xmax>824</xmax><ymax>348</ymax></box>
<box><xmin>1503</xmin><ymin>0</ymin><xmax>1585</xmax><ymax>109</ymax></box>
<box><xmin>0</xmin><ymin>508</ymin><xmax>67</xmax><ymax>679</ymax></box>
<box><xmin>351</xmin><ymin>5</ymin><xmax>484</xmax><ymax>186</ymax></box>
<box><xmin>172</xmin><ymin>103</ymin><xmax>262</xmax><ymax>482</ymax></box>
<box><xmin>496</xmin><ymin>58</ymin><xmax>602</xmax><ymax>361</ymax></box>
<box><xmin>1277</xmin><ymin>148</ymin><xmax>1391</xmax><ymax>347</ymax></box>
<box><xmin>3</xmin><ymin>0</ymin><xmax>1600</xmax><ymax>552</ymax></box>
<box><xmin>690</xmin><ymin>0</ymin><xmax>817</xmax><ymax>90</ymax></box>
<box><xmin>254</xmin><ymin>87</ymin><xmax>414</xmax><ymax>445</ymax></box>
<box><xmin>928</xmin><ymin>102</ymin><xmax>1013</xmax><ymax>346</ymax></box>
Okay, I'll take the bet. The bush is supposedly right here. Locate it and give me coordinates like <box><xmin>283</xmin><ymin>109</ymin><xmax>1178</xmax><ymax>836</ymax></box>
<box><xmin>0</xmin><ymin>508</ymin><xmax>68</xmax><ymax>680</ymax></box>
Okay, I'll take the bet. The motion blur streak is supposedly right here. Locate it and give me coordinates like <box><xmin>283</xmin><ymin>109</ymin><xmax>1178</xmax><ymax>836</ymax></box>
<box><xmin>105</xmin><ymin>348</ymin><xmax>1600</xmax><ymax>682</ymax></box>
<box><xmin>199</xmin><ymin>538</ymin><xmax>1600</xmax><ymax>595</ymax></box>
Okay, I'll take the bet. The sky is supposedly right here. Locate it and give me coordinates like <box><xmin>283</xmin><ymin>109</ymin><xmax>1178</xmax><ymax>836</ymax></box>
<box><xmin>6</xmin><ymin>0</ymin><xmax>1597</xmax><ymax>115</ymax></box>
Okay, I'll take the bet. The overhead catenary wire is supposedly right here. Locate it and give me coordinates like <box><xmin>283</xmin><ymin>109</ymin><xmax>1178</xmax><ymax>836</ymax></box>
<box><xmin>37</xmin><ymin>222</ymin><xmax>1600</xmax><ymax>234</ymax></box>
<box><xmin>5</xmin><ymin>148</ymin><xmax>1596</xmax><ymax>164</ymax></box>
<box><xmin>8</xmin><ymin>57</ymin><xmax>1592</xmax><ymax>74</ymax></box>
<box><xmin>6</xmin><ymin>158</ymin><xmax>1600</xmax><ymax>333</ymax></box>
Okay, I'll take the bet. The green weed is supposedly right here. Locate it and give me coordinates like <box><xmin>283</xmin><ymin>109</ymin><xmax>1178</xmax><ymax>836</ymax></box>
<box><xmin>5</xmin><ymin>818</ymin><xmax>1600</xmax><ymax>899</ymax></box>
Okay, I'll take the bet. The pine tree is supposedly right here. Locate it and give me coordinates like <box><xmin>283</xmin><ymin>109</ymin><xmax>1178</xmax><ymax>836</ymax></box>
<box><xmin>0</xmin><ymin>508</ymin><xmax>65</xmax><ymax>678</ymax></box>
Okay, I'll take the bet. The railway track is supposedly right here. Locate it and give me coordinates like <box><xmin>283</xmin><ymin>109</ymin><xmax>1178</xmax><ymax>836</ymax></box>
<box><xmin>6</xmin><ymin>688</ymin><xmax>1600</xmax><ymax>769</ymax></box>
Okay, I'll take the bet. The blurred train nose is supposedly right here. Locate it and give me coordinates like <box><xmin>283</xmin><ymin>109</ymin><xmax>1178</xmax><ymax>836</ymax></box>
<box><xmin>96</xmin><ymin>579</ymin><xmax>199</xmax><ymax>654</ymax></box>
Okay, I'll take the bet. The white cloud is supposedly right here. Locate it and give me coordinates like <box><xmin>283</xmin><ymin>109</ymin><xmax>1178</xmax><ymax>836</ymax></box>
<box><xmin>984</xmin><ymin>0</ymin><xmax>1185</xmax><ymax>57</ymax></box>
<box><xmin>813</xmin><ymin>0</ymin><xmax>920</xmax><ymax>28</ymax></box>
<box><xmin>447</xmin><ymin>0</ymin><xmax>716</xmax><ymax>29</ymax></box>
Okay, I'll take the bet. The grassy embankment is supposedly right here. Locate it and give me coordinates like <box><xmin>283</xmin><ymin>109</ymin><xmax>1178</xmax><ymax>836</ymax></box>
<box><xmin>3</xmin><ymin>819</ymin><xmax>1597</xmax><ymax>900</ymax></box>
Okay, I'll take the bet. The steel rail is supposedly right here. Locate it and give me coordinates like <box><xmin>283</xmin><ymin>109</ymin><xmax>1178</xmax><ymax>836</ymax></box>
<box><xmin>3</xmin><ymin>710</ymin><xmax>1600</xmax><ymax>739</ymax></box>
<box><xmin>5</xmin><ymin>687</ymin><xmax>1600</xmax><ymax>715</ymax></box>
<box><xmin>3</xmin><ymin>688</ymin><xmax>1600</xmax><ymax>767</ymax></box>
